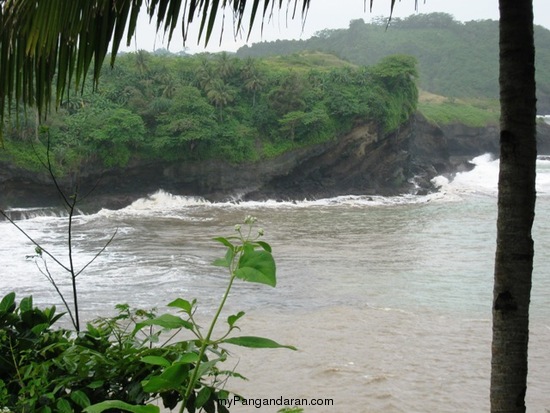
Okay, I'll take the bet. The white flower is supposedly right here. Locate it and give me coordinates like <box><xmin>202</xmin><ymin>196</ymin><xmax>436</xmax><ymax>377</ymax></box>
<box><xmin>244</xmin><ymin>215</ymin><xmax>257</xmax><ymax>224</ymax></box>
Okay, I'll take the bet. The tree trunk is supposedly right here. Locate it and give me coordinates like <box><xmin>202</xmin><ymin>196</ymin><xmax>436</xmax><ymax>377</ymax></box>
<box><xmin>491</xmin><ymin>1</ymin><xmax>537</xmax><ymax>412</ymax></box>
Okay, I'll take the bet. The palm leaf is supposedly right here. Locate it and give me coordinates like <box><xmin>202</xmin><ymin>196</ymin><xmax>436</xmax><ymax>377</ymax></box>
<box><xmin>0</xmin><ymin>0</ymin><xmax>313</xmax><ymax>141</ymax></box>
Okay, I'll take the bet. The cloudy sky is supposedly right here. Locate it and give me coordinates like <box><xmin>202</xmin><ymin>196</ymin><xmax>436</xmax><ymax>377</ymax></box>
<box><xmin>121</xmin><ymin>0</ymin><xmax>550</xmax><ymax>54</ymax></box>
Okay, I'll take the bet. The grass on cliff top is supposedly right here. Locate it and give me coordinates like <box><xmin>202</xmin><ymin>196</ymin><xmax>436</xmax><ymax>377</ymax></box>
<box><xmin>262</xmin><ymin>51</ymin><xmax>356</xmax><ymax>74</ymax></box>
<box><xmin>418</xmin><ymin>91</ymin><xmax>500</xmax><ymax>127</ymax></box>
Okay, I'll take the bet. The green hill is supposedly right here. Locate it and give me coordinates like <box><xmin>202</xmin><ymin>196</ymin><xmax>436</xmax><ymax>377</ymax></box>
<box><xmin>1</xmin><ymin>51</ymin><xmax>418</xmax><ymax>175</ymax></box>
<box><xmin>236</xmin><ymin>13</ymin><xmax>550</xmax><ymax>113</ymax></box>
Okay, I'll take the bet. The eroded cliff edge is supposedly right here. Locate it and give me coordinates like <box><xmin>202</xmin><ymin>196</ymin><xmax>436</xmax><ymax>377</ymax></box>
<box><xmin>2</xmin><ymin>114</ymin><xmax>550</xmax><ymax>211</ymax></box>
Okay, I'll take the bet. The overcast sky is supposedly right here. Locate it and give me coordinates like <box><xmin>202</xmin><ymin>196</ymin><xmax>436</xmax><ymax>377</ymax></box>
<box><xmin>121</xmin><ymin>0</ymin><xmax>550</xmax><ymax>54</ymax></box>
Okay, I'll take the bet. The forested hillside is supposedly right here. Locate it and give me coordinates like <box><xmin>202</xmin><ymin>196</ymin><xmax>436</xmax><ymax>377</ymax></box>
<box><xmin>1</xmin><ymin>51</ymin><xmax>417</xmax><ymax>176</ymax></box>
<box><xmin>237</xmin><ymin>13</ymin><xmax>550</xmax><ymax>112</ymax></box>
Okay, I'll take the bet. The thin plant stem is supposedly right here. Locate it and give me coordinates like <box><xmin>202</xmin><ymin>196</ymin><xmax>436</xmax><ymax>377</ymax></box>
<box><xmin>35</xmin><ymin>258</ymin><xmax>77</xmax><ymax>329</ymax></box>
<box><xmin>67</xmin><ymin>194</ymin><xmax>80</xmax><ymax>331</ymax></box>
<box><xmin>180</xmin><ymin>262</ymin><xmax>239</xmax><ymax>413</ymax></box>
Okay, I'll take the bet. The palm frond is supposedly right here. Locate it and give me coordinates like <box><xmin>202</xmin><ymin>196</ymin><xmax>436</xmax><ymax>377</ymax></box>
<box><xmin>0</xmin><ymin>0</ymin><xmax>311</xmax><ymax>140</ymax></box>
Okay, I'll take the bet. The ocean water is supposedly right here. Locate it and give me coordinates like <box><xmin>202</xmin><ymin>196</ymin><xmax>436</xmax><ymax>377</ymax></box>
<box><xmin>1</xmin><ymin>154</ymin><xmax>549</xmax><ymax>412</ymax></box>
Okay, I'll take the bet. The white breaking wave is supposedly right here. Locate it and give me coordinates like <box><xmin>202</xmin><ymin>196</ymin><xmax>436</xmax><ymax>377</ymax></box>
<box><xmin>114</xmin><ymin>153</ymin><xmax>550</xmax><ymax>212</ymax></box>
<box><xmin>432</xmin><ymin>154</ymin><xmax>499</xmax><ymax>197</ymax></box>
<box><xmin>1</xmin><ymin>207</ymin><xmax>70</xmax><ymax>221</ymax></box>
<box><xmin>536</xmin><ymin>157</ymin><xmax>550</xmax><ymax>195</ymax></box>
<box><xmin>94</xmin><ymin>190</ymin><xmax>443</xmax><ymax>218</ymax></box>
<box><xmin>94</xmin><ymin>190</ymin><xmax>213</xmax><ymax>220</ymax></box>
<box><xmin>125</xmin><ymin>191</ymin><xmax>210</xmax><ymax>210</ymax></box>
<box><xmin>432</xmin><ymin>153</ymin><xmax>550</xmax><ymax>198</ymax></box>
<box><xmin>90</xmin><ymin>153</ymin><xmax>550</xmax><ymax>217</ymax></box>
<box><xmin>7</xmin><ymin>155</ymin><xmax>550</xmax><ymax>221</ymax></box>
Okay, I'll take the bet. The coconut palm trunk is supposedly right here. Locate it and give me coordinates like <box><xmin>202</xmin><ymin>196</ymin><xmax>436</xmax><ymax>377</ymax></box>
<box><xmin>490</xmin><ymin>0</ymin><xmax>537</xmax><ymax>411</ymax></box>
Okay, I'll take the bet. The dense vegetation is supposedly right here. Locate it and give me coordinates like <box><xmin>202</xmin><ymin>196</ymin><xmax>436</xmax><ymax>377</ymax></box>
<box><xmin>8</xmin><ymin>13</ymin><xmax>545</xmax><ymax>176</ymax></box>
<box><xmin>237</xmin><ymin>13</ymin><xmax>550</xmax><ymax>111</ymax></box>
<box><xmin>1</xmin><ymin>51</ymin><xmax>418</xmax><ymax>175</ymax></box>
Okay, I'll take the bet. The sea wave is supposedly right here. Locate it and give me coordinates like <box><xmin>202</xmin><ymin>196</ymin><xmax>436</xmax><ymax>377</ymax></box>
<box><xmin>5</xmin><ymin>154</ymin><xmax>550</xmax><ymax>221</ymax></box>
<box><xmin>432</xmin><ymin>153</ymin><xmax>550</xmax><ymax>197</ymax></box>
<box><xmin>92</xmin><ymin>189</ymin><xmax>445</xmax><ymax>219</ymax></box>
<box><xmin>432</xmin><ymin>153</ymin><xmax>499</xmax><ymax>197</ymax></box>
<box><xmin>0</xmin><ymin>206</ymin><xmax>71</xmax><ymax>221</ymax></box>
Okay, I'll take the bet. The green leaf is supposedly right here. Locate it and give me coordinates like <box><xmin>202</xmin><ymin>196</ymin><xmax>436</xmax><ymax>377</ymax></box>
<box><xmin>195</xmin><ymin>386</ymin><xmax>212</xmax><ymax>408</ymax></box>
<box><xmin>141</xmin><ymin>376</ymin><xmax>176</xmax><ymax>393</ymax></box>
<box><xmin>20</xmin><ymin>296</ymin><xmax>33</xmax><ymax>313</ymax></box>
<box><xmin>0</xmin><ymin>292</ymin><xmax>16</xmax><ymax>313</ymax></box>
<box><xmin>222</xmin><ymin>336</ymin><xmax>297</xmax><ymax>350</ymax></box>
<box><xmin>217</xmin><ymin>389</ymin><xmax>230</xmax><ymax>400</ymax></box>
<box><xmin>256</xmin><ymin>241</ymin><xmax>272</xmax><ymax>253</ymax></box>
<box><xmin>134</xmin><ymin>314</ymin><xmax>193</xmax><ymax>334</ymax></box>
<box><xmin>213</xmin><ymin>237</ymin><xmax>235</xmax><ymax>250</ymax></box>
<box><xmin>141</xmin><ymin>355</ymin><xmax>171</xmax><ymax>367</ymax></box>
<box><xmin>21</xmin><ymin>308</ymin><xmax>48</xmax><ymax>327</ymax></box>
<box><xmin>227</xmin><ymin>311</ymin><xmax>245</xmax><ymax>328</ymax></box>
<box><xmin>84</xmin><ymin>401</ymin><xmax>160</xmax><ymax>413</ymax></box>
<box><xmin>141</xmin><ymin>356</ymin><xmax>197</xmax><ymax>392</ymax></box>
<box><xmin>192</xmin><ymin>358</ymin><xmax>220</xmax><ymax>378</ymax></box>
<box><xmin>44</xmin><ymin>306</ymin><xmax>64</xmax><ymax>325</ymax></box>
<box><xmin>87</xmin><ymin>380</ymin><xmax>104</xmax><ymax>389</ymax></box>
<box><xmin>85</xmin><ymin>323</ymin><xmax>101</xmax><ymax>338</ymax></box>
<box><xmin>56</xmin><ymin>398</ymin><xmax>73</xmax><ymax>413</ymax></box>
<box><xmin>70</xmin><ymin>390</ymin><xmax>91</xmax><ymax>408</ymax></box>
<box><xmin>167</xmin><ymin>298</ymin><xmax>194</xmax><ymax>313</ymax></box>
<box><xmin>234</xmin><ymin>250</ymin><xmax>276</xmax><ymax>287</ymax></box>
<box><xmin>212</xmin><ymin>247</ymin><xmax>234</xmax><ymax>268</ymax></box>
<box><xmin>31</xmin><ymin>323</ymin><xmax>49</xmax><ymax>335</ymax></box>
<box><xmin>178</xmin><ymin>353</ymin><xmax>200</xmax><ymax>364</ymax></box>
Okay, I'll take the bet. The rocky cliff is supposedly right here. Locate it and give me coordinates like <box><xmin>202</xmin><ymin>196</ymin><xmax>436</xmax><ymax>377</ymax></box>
<box><xmin>2</xmin><ymin>115</ymin><xmax>550</xmax><ymax>211</ymax></box>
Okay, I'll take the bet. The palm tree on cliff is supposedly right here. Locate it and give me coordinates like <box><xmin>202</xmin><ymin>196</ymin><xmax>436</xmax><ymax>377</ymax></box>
<box><xmin>216</xmin><ymin>51</ymin><xmax>235</xmax><ymax>80</ymax></box>
<box><xmin>0</xmin><ymin>1</ymin><xmax>539</xmax><ymax>411</ymax></box>
<box><xmin>206</xmin><ymin>78</ymin><xmax>235</xmax><ymax>121</ymax></box>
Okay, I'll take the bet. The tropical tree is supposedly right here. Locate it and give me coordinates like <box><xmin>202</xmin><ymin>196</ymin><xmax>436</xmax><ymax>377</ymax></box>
<box><xmin>154</xmin><ymin>85</ymin><xmax>218</xmax><ymax>157</ymax></box>
<box><xmin>152</xmin><ymin>65</ymin><xmax>178</xmax><ymax>98</ymax></box>
<box><xmin>278</xmin><ymin>110</ymin><xmax>306</xmax><ymax>141</ymax></box>
<box><xmin>243</xmin><ymin>71</ymin><xmax>263</xmax><ymax>106</ymax></box>
<box><xmin>59</xmin><ymin>99</ymin><xmax>146</xmax><ymax>167</ymax></box>
<box><xmin>195</xmin><ymin>56</ymin><xmax>215</xmax><ymax>91</ymax></box>
<box><xmin>0</xmin><ymin>1</ymin><xmax>540</xmax><ymax>412</ymax></box>
<box><xmin>490</xmin><ymin>1</ymin><xmax>536</xmax><ymax>412</ymax></box>
<box><xmin>216</xmin><ymin>51</ymin><xmax>236</xmax><ymax>80</ymax></box>
<box><xmin>206</xmin><ymin>78</ymin><xmax>235</xmax><ymax>121</ymax></box>
<box><xmin>267</xmin><ymin>72</ymin><xmax>306</xmax><ymax>115</ymax></box>
<box><xmin>134</xmin><ymin>49</ymin><xmax>151</xmax><ymax>78</ymax></box>
<box><xmin>241</xmin><ymin>57</ymin><xmax>264</xmax><ymax>106</ymax></box>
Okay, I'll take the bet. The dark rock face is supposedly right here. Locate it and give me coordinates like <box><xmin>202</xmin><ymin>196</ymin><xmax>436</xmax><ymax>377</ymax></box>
<box><xmin>2</xmin><ymin>115</ymin><xmax>550</xmax><ymax>211</ymax></box>
<box><xmin>244</xmin><ymin>122</ymin><xmax>414</xmax><ymax>200</ymax></box>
